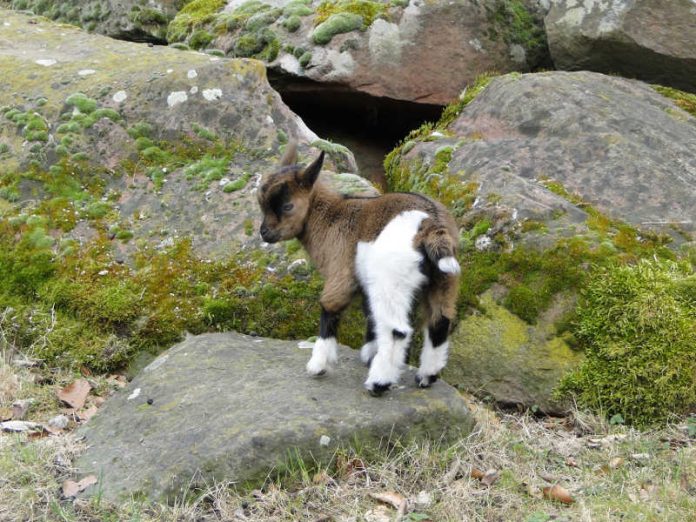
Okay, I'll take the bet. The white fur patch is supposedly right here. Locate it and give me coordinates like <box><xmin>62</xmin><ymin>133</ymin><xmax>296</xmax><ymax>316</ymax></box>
<box><xmin>417</xmin><ymin>330</ymin><xmax>449</xmax><ymax>383</ymax></box>
<box><xmin>438</xmin><ymin>256</ymin><xmax>461</xmax><ymax>274</ymax></box>
<box><xmin>360</xmin><ymin>341</ymin><xmax>378</xmax><ymax>365</ymax></box>
<box><xmin>306</xmin><ymin>337</ymin><xmax>338</xmax><ymax>376</ymax></box>
<box><xmin>356</xmin><ymin>210</ymin><xmax>428</xmax><ymax>388</ymax></box>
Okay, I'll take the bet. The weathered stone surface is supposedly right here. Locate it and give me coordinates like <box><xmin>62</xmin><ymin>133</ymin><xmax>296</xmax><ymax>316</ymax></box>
<box><xmin>0</xmin><ymin>9</ymin><xmax>368</xmax><ymax>257</ymax></box>
<box><xmin>388</xmin><ymin>71</ymin><xmax>696</xmax><ymax>411</ymax></box>
<box><xmin>6</xmin><ymin>0</ymin><xmax>180</xmax><ymax>42</ymax></box>
<box><xmin>116</xmin><ymin>0</ymin><xmax>549</xmax><ymax>105</ymax></box>
<box><xmin>76</xmin><ymin>332</ymin><xmax>474</xmax><ymax>502</ymax></box>
<box><xmin>445</xmin><ymin>293</ymin><xmax>583</xmax><ymax>414</ymax></box>
<box><xmin>401</xmin><ymin>71</ymin><xmax>696</xmax><ymax>240</ymax></box>
<box><xmin>546</xmin><ymin>0</ymin><xmax>696</xmax><ymax>93</ymax></box>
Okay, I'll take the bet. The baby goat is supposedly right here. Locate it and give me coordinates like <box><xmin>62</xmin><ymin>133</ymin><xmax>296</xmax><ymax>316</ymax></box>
<box><xmin>258</xmin><ymin>143</ymin><xmax>460</xmax><ymax>395</ymax></box>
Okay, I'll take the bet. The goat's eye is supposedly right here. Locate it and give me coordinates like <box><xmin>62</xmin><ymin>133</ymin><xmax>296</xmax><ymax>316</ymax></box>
<box><xmin>282</xmin><ymin>203</ymin><xmax>294</xmax><ymax>212</ymax></box>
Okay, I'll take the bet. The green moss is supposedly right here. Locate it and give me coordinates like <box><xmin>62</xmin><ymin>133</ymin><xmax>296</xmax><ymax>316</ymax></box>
<box><xmin>189</xmin><ymin>29</ymin><xmax>214</xmax><ymax>49</ymax></box>
<box><xmin>184</xmin><ymin>154</ymin><xmax>230</xmax><ymax>187</ymax></box>
<box><xmin>486</xmin><ymin>0</ymin><xmax>547</xmax><ymax>64</ymax></box>
<box><xmin>311</xmin><ymin>12</ymin><xmax>364</xmax><ymax>45</ymax></box>
<box><xmin>283</xmin><ymin>14</ymin><xmax>302</xmax><ymax>32</ymax></box>
<box><xmin>129</xmin><ymin>7</ymin><xmax>169</xmax><ymax>26</ymax></box>
<box><xmin>652</xmin><ymin>85</ymin><xmax>696</xmax><ymax>117</ymax></box>
<box><xmin>245</xmin><ymin>8</ymin><xmax>282</xmax><ymax>31</ymax></box>
<box><xmin>283</xmin><ymin>0</ymin><xmax>313</xmax><ymax>17</ymax></box>
<box><xmin>222</xmin><ymin>172</ymin><xmax>251</xmax><ymax>193</ymax></box>
<box><xmin>127</xmin><ymin>122</ymin><xmax>154</xmax><ymax>140</ymax></box>
<box><xmin>315</xmin><ymin>0</ymin><xmax>386</xmax><ymax>27</ymax></box>
<box><xmin>65</xmin><ymin>93</ymin><xmax>98</xmax><ymax>114</ymax></box>
<box><xmin>298</xmin><ymin>51</ymin><xmax>312</xmax><ymax>68</ymax></box>
<box><xmin>557</xmin><ymin>259</ymin><xmax>696</xmax><ymax>427</ymax></box>
<box><xmin>167</xmin><ymin>0</ymin><xmax>226</xmax><ymax>42</ymax></box>
<box><xmin>192</xmin><ymin>124</ymin><xmax>217</xmax><ymax>141</ymax></box>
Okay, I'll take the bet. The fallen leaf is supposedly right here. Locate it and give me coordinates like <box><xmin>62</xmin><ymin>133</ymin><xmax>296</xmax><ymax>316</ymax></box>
<box><xmin>57</xmin><ymin>379</ymin><xmax>91</xmax><ymax>409</ymax></box>
<box><xmin>0</xmin><ymin>407</ymin><xmax>12</xmax><ymax>421</ymax></box>
<box><xmin>470</xmin><ymin>468</ymin><xmax>485</xmax><ymax>480</ymax></box>
<box><xmin>542</xmin><ymin>484</ymin><xmax>575</xmax><ymax>504</ymax></box>
<box><xmin>538</xmin><ymin>472</ymin><xmax>560</xmax><ymax>484</ymax></box>
<box><xmin>79</xmin><ymin>366</ymin><xmax>92</xmax><ymax>377</ymax></box>
<box><xmin>370</xmin><ymin>491</ymin><xmax>408</xmax><ymax>514</ymax></box>
<box><xmin>62</xmin><ymin>475</ymin><xmax>98</xmax><ymax>498</ymax></box>
<box><xmin>78</xmin><ymin>405</ymin><xmax>98</xmax><ymax>423</ymax></box>
<box><xmin>481</xmin><ymin>469</ymin><xmax>500</xmax><ymax>487</ymax></box>
<box><xmin>1</xmin><ymin>420</ymin><xmax>44</xmax><ymax>433</ymax></box>
<box><xmin>364</xmin><ymin>506</ymin><xmax>391</xmax><ymax>522</ymax></box>
<box><xmin>12</xmin><ymin>399</ymin><xmax>33</xmax><ymax>420</ymax></box>
<box><xmin>609</xmin><ymin>457</ymin><xmax>624</xmax><ymax>469</ymax></box>
<box><xmin>565</xmin><ymin>457</ymin><xmax>579</xmax><ymax>468</ymax></box>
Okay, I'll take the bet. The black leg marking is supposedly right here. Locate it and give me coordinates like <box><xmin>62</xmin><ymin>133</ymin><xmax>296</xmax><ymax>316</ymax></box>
<box><xmin>415</xmin><ymin>373</ymin><xmax>439</xmax><ymax>388</ymax></box>
<box><xmin>319</xmin><ymin>307</ymin><xmax>340</xmax><ymax>339</ymax></box>
<box><xmin>429</xmin><ymin>316</ymin><xmax>450</xmax><ymax>347</ymax></box>
<box><xmin>362</xmin><ymin>297</ymin><xmax>376</xmax><ymax>344</ymax></box>
<box><xmin>368</xmin><ymin>383</ymin><xmax>391</xmax><ymax>397</ymax></box>
<box><xmin>392</xmin><ymin>329</ymin><xmax>407</xmax><ymax>340</ymax></box>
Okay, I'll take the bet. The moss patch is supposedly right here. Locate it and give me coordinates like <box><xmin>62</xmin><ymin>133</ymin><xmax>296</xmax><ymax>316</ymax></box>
<box><xmin>167</xmin><ymin>0</ymin><xmax>226</xmax><ymax>42</ymax></box>
<box><xmin>557</xmin><ymin>259</ymin><xmax>696</xmax><ymax>427</ymax></box>
<box><xmin>312</xmin><ymin>12</ymin><xmax>364</xmax><ymax>45</ymax></box>
<box><xmin>652</xmin><ymin>85</ymin><xmax>696</xmax><ymax>117</ymax></box>
<box><xmin>315</xmin><ymin>0</ymin><xmax>387</xmax><ymax>27</ymax></box>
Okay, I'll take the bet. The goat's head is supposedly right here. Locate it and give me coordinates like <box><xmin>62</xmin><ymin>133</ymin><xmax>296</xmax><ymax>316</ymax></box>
<box><xmin>257</xmin><ymin>142</ymin><xmax>325</xmax><ymax>243</ymax></box>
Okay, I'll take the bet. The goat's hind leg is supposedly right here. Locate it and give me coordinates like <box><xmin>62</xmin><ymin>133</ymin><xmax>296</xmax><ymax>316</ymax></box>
<box><xmin>416</xmin><ymin>274</ymin><xmax>458</xmax><ymax>387</ymax></box>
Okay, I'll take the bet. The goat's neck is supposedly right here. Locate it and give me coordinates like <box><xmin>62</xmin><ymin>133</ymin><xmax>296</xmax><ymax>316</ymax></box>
<box><xmin>298</xmin><ymin>186</ymin><xmax>354</xmax><ymax>274</ymax></box>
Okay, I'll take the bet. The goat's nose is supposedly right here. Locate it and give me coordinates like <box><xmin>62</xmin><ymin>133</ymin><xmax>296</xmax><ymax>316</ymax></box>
<box><xmin>260</xmin><ymin>224</ymin><xmax>269</xmax><ymax>237</ymax></box>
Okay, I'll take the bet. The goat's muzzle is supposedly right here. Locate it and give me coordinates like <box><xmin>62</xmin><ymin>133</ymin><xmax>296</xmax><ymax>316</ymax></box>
<box><xmin>259</xmin><ymin>224</ymin><xmax>280</xmax><ymax>243</ymax></box>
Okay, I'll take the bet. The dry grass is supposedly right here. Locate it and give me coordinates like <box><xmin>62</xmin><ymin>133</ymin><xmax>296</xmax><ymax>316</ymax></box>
<box><xmin>1</xmin><ymin>355</ymin><xmax>695</xmax><ymax>522</ymax></box>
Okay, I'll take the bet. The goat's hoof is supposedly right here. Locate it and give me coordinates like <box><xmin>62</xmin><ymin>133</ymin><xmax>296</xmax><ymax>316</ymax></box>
<box><xmin>415</xmin><ymin>374</ymin><xmax>438</xmax><ymax>388</ymax></box>
<box><xmin>365</xmin><ymin>382</ymin><xmax>391</xmax><ymax>397</ymax></box>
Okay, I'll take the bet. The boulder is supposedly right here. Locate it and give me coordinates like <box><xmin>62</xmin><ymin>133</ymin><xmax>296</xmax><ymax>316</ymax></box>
<box><xmin>546</xmin><ymin>0</ymin><xmax>696</xmax><ymax>93</ymax></box>
<box><xmin>7</xmin><ymin>0</ymin><xmax>180</xmax><ymax>43</ymax></box>
<box><xmin>132</xmin><ymin>0</ymin><xmax>548</xmax><ymax>105</ymax></box>
<box><xmin>76</xmin><ymin>332</ymin><xmax>474</xmax><ymax>502</ymax></box>
<box><xmin>386</xmin><ymin>71</ymin><xmax>696</xmax><ymax>412</ymax></box>
<box><xmin>0</xmin><ymin>9</ymin><xmax>368</xmax><ymax>257</ymax></box>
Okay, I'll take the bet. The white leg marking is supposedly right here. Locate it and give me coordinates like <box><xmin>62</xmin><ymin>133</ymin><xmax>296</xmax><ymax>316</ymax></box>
<box><xmin>438</xmin><ymin>256</ymin><xmax>461</xmax><ymax>274</ymax></box>
<box><xmin>306</xmin><ymin>337</ymin><xmax>338</xmax><ymax>376</ymax></box>
<box><xmin>364</xmin><ymin>329</ymin><xmax>411</xmax><ymax>391</ymax></box>
<box><xmin>360</xmin><ymin>340</ymin><xmax>378</xmax><ymax>365</ymax></box>
<box><xmin>355</xmin><ymin>211</ymin><xmax>429</xmax><ymax>393</ymax></box>
<box><xmin>416</xmin><ymin>329</ymin><xmax>449</xmax><ymax>386</ymax></box>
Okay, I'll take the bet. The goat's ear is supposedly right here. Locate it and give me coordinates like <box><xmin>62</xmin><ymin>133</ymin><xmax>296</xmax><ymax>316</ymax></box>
<box><xmin>279</xmin><ymin>140</ymin><xmax>298</xmax><ymax>167</ymax></box>
<box><xmin>297</xmin><ymin>151</ymin><xmax>324</xmax><ymax>188</ymax></box>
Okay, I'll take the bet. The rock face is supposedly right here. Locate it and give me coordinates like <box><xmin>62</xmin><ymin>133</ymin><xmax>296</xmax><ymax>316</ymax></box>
<box><xmin>546</xmin><ymin>0</ymin><xmax>696</xmax><ymax>93</ymax></box>
<box><xmin>51</xmin><ymin>0</ymin><xmax>550</xmax><ymax>106</ymax></box>
<box><xmin>76</xmin><ymin>332</ymin><xmax>474</xmax><ymax>502</ymax></box>
<box><xmin>0</xmin><ymin>9</ymin><xmax>368</xmax><ymax>257</ymax></box>
<box><xmin>7</xmin><ymin>0</ymin><xmax>181</xmax><ymax>42</ymax></box>
<box><xmin>401</xmin><ymin>71</ymin><xmax>696</xmax><ymax>240</ymax></box>
<box><xmin>387</xmin><ymin>71</ymin><xmax>696</xmax><ymax>412</ymax></box>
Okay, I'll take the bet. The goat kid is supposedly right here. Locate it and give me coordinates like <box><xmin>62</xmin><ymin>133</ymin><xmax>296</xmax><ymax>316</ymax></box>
<box><xmin>258</xmin><ymin>143</ymin><xmax>460</xmax><ymax>395</ymax></box>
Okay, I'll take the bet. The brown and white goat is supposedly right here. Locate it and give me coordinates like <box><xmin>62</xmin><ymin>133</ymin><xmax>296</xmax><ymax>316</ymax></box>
<box><xmin>257</xmin><ymin>143</ymin><xmax>460</xmax><ymax>395</ymax></box>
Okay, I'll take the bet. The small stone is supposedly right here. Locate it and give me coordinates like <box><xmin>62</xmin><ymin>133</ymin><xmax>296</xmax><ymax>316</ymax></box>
<box><xmin>48</xmin><ymin>414</ymin><xmax>70</xmax><ymax>430</ymax></box>
<box><xmin>202</xmin><ymin>88</ymin><xmax>222</xmax><ymax>101</ymax></box>
<box><xmin>35</xmin><ymin>59</ymin><xmax>57</xmax><ymax>67</ymax></box>
<box><xmin>319</xmin><ymin>435</ymin><xmax>331</xmax><ymax>447</ymax></box>
<box><xmin>187</xmin><ymin>69</ymin><xmax>198</xmax><ymax>79</ymax></box>
<box><xmin>112</xmin><ymin>90</ymin><xmax>127</xmax><ymax>103</ymax></box>
<box><xmin>127</xmin><ymin>388</ymin><xmax>141</xmax><ymax>401</ymax></box>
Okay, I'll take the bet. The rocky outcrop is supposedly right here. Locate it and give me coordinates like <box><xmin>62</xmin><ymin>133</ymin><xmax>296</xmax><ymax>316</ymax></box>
<box><xmin>0</xmin><ymin>9</ymin><xmax>368</xmax><ymax>257</ymax></box>
<box><xmin>386</xmin><ymin>71</ymin><xmax>696</xmax><ymax>412</ymax></box>
<box><xmin>6</xmin><ymin>0</ymin><xmax>182</xmax><ymax>42</ymax></box>
<box><xmin>42</xmin><ymin>0</ymin><xmax>548</xmax><ymax>106</ymax></box>
<box><xmin>546</xmin><ymin>0</ymin><xmax>696</xmax><ymax>93</ymax></box>
<box><xmin>76</xmin><ymin>332</ymin><xmax>474</xmax><ymax>501</ymax></box>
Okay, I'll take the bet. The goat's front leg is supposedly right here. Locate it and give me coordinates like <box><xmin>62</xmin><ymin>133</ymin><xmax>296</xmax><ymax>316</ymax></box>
<box><xmin>306</xmin><ymin>277</ymin><xmax>353</xmax><ymax>376</ymax></box>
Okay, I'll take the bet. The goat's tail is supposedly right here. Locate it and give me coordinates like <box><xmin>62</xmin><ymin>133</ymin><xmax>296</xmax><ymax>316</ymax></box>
<box><xmin>420</xmin><ymin>225</ymin><xmax>461</xmax><ymax>275</ymax></box>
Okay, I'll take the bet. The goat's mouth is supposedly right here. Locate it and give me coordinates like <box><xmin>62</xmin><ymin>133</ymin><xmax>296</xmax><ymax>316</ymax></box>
<box><xmin>260</xmin><ymin>229</ymin><xmax>281</xmax><ymax>243</ymax></box>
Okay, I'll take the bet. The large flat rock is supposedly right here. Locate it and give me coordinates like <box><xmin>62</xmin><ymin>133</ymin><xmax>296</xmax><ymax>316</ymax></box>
<box><xmin>76</xmin><ymin>332</ymin><xmax>474</xmax><ymax>502</ymax></box>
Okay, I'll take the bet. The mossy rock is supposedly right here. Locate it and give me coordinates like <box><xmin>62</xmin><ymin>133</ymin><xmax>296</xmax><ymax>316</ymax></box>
<box><xmin>76</xmin><ymin>332</ymin><xmax>474</xmax><ymax>502</ymax></box>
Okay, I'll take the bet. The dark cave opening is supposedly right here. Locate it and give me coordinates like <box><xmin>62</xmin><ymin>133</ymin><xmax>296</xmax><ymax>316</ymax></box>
<box><xmin>268</xmin><ymin>73</ymin><xmax>444</xmax><ymax>187</ymax></box>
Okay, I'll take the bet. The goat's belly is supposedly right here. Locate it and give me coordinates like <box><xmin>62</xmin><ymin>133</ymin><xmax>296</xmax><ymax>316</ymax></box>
<box><xmin>355</xmin><ymin>210</ymin><xmax>428</xmax><ymax>299</ymax></box>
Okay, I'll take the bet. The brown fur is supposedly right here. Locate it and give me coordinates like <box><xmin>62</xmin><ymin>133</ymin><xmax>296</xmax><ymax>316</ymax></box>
<box><xmin>258</xmin><ymin>146</ymin><xmax>460</xmax><ymax>329</ymax></box>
